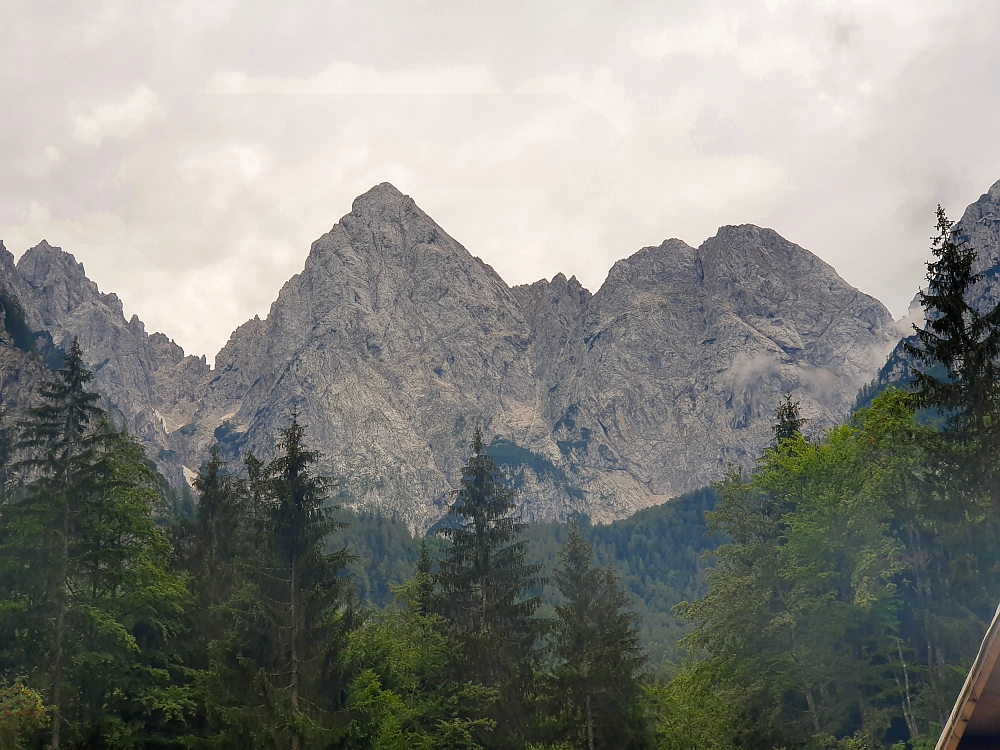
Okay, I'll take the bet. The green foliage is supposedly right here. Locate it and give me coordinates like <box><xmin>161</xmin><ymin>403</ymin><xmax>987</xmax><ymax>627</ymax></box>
<box><xmin>903</xmin><ymin>205</ymin><xmax>1000</xmax><ymax>506</ymax></box>
<box><xmin>679</xmin><ymin>388</ymin><xmax>1000</xmax><ymax>748</ymax></box>
<box><xmin>524</xmin><ymin>487</ymin><xmax>721</xmax><ymax>668</ymax></box>
<box><xmin>772</xmin><ymin>392</ymin><xmax>806</xmax><ymax>446</ymax></box>
<box><xmin>205</xmin><ymin>412</ymin><xmax>356</xmax><ymax>748</ymax></box>
<box><xmin>336</xmin><ymin>511</ymin><xmax>435</xmax><ymax>607</ymax></box>
<box><xmin>332</xmin><ymin>487</ymin><xmax>722</xmax><ymax>669</ymax></box>
<box><xmin>546</xmin><ymin>521</ymin><xmax>646</xmax><ymax>749</ymax></box>
<box><xmin>434</xmin><ymin>427</ymin><xmax>545</xmax><ymax>747</ymax></box>
<box><xmin>0</xmin><ymin>683</ymin><xmax>48</xmax><ymax>750</ymax></box>
<box><xmin>643</xmin><ymin>661</ymin><xmax>742</xmax><ymax>750</ymax></box>
<box><xmin>0</xmin><ymin>339</ymin><xmax>190</xmax><ymax>748</ymax></box>
<box><xmin>344</xmin><ymin>575</ymin><xmax>498</xmax><ymax>749</ymax></box>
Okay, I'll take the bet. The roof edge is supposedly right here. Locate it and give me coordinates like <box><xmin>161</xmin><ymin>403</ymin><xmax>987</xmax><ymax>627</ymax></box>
<box><xmin>936</xmin><ymin>603</ymin><xmax>1000</xmax><ymax>750</ymax></box>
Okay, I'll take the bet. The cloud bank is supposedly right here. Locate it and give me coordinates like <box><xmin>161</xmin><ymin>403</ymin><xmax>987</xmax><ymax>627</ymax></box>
<box><xmin>2</xmin><ymin>0</ymin><xmax>999</xmax><ymax>362</ymax></box>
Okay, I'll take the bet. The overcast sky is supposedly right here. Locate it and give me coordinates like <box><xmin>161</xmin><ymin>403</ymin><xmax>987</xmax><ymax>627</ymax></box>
<box><xmin>3</xmin><ymin>1</ymin><xmax>1000</xmax><ymax>362</ymax></box>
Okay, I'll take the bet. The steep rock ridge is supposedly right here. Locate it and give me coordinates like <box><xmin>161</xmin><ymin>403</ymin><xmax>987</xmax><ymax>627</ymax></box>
<box><xmin>0</xmin><ymin>186</ymin><xmax>901</xmax><ymax>529</ymax></box>
<box><xmin>529</xmin><ymin>229</ymin><xmax>898</xmax><ymax>500</ymax></box>
<box><xmin>183</xmin><ymin>183</ymin><xmax>565</xmax><ymax>524</ymax></box>
<box><xmin>958</xmin><ymin>178</ymin><xmax>1000</xmax><ymax>311</ymax></box>
<box><xmin>172</xmin><ymin>186</ymin><xmax>897</xmax><ymax>529</ymax></box>
<box><xmin>12</xmin><ymin>241</ymin><xmax>211</xmax><ymax>483</ymax></box>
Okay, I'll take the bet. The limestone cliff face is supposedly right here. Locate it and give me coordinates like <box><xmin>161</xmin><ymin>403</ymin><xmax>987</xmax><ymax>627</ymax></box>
<box><xmin>182</xmin><ymin>184</ymin><xmax>544</xmax><ymax>523</ymax></box>
<box><xmin>9</xmin><ymin>241</ymin><xmax>211</xmax><ymax>483</ymax></box>
<box><xmin>174</xmin><ymin>185</ymin><xmax>897</xmax><ymax>529</ymax></box>
<box><xmin>0</xmin><ymin>185</ymin><xmax>902</xmax><ymax>529</ymax></box>
<box><xmin>524</xmin><ymin>227</ymin><xmax>898</xmax><ymax>510</ymax></box>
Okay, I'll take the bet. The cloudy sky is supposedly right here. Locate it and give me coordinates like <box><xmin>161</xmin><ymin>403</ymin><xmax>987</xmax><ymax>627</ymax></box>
<box><xmin>3</xmin><ymin>1</ymin><xmax>1000</xmax><ymax>362</ymax></box>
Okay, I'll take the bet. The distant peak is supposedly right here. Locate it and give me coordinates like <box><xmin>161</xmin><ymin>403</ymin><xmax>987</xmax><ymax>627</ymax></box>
<box><xmin>711</xmin><ymin>223</ymin><xmax>770</xmax><ymax>239</ymax></box>
<box><xmin>18</xmin><ymin>241</ymin><xmax>90</xmax><ymax>286</ymax></box>
<box><xmin>25</xmin><ymin>239</ymin><xmax>67</xmax><ymax>257</ymax></box>
<box><xmin>351</xmin><ymin>182</ymin><xmax>408</xmax><ymax>212</ymax></box>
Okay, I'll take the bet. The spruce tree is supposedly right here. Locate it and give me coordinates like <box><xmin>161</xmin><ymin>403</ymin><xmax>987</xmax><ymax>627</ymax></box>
<box><xmin>550</xmin><ymin>520</ymin><xmax>646</xmax><ymax>750</ymax></box>
<box><xmin>413</xmin><ymin>539</ymin><xmax>435</xmax><ymax>614</ymax></box>
<box><xmin>177</xmin><ymin>447</ymin><xmax>247</xmax><ymax>614</ymax></box>
<box><xmin>0</xmin><ymin>339</ymin><xmax>187</xmax><ymax>748</ymax></box>
<box><xmin>434</xmin><ymin>426</ymin><xmax>543</xmax><ymax>746</ymax></box>
<box><xmin>902</xmin><ymin>206</ymin><xmax>1000</xmax><ymax>505</ymax></box>
<box><xmin>209</xmin><ymin>412</ymin><xmax>354</xmax><ymax>748</ymax></box>
<box><xmin>7</xmin><ymin>339</ymin><xmax>104</xmax><ymax>749</ymax></box>
<box><xmin>771</xmin><ymin>393</ymin><xmax>806</xmax><ymax>447</ymax></box>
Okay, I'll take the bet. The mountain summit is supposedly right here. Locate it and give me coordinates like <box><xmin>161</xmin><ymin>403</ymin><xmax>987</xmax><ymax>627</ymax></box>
<box><xmin>0</xmin><ymin>184</ymin><xmax>902</xmax><ymax>529</ymax></box>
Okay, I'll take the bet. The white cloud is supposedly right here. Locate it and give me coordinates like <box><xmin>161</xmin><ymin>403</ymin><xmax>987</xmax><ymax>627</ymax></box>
<box><xmin>205</xmin><ymin>63</ymin><xmax>501</xmax><ymax>96</ymax></box>
<box><xmin>73</xmin><ymin>85</ymin><xmax>166</xmax><ymax>145</ymax></box>
<box><xmin>632</xmin><ymin>15</ymin><xmax>741</xmax><ymax>59</ymax></box>
<box><xmin>1</xmin><ymin>0</ymin><xmax>999</xmax><ymax>364</ymax></box>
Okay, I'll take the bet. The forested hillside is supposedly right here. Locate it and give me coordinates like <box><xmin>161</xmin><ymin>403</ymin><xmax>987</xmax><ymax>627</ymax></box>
<box><xmin>340</xmin><ymin>485</ymin><xmax>721</xmax><ymax>668</ymax></box>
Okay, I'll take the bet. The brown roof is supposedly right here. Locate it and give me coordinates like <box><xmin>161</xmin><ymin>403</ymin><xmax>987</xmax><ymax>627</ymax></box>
<box><xmin>936</xmin><ymin>605</ymin><xmax>1000</xmax><ymax>750</ymax></box>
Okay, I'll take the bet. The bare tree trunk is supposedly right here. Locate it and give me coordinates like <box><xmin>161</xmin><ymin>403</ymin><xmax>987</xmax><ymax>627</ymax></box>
<box><xmin>805</xmin><ymin>687</ymin><xmax>821</xmax><ymax>734</ymax></box>
<box><xmin>51</xmin><ymin>496</ymin><xmax>70</xmax><ymax>750</ymax></box>
<box><xmin>290</xmin><ymin>556</ymin><xmax>299</xmax><ymax>750</ymax></box>
<box><xmin>586</xmin><ymin>693</ymin><xmax>594</xmax><ymax>750</ymax></box>
<box><xmin>897</xmin><ymin>640</ymin><xmax>919</xmax><ymax>738</ymax></box>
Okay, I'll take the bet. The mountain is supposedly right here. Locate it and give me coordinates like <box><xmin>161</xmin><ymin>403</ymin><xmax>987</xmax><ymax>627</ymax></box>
<box><xmin>0</xmin><ymin>239</ymin><xmax>211</xmax><ymax>485</ymax></box>
<box><xmin>0</xmin><ymin>184</ymin><xmax>900</xmax><ymax>530</ymax></box>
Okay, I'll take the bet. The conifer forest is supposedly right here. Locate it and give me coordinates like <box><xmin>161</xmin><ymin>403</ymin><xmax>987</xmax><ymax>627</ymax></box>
<box><xmin>5</xmin><ymin>208</ymin><xmax>1000</xmax><ymax>750</ymax></box>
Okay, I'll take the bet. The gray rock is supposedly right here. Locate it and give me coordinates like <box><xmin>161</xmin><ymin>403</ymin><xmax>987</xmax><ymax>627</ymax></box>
<box><xmin>176</xmin><ymin>185</ymin><xmax>898</xmax><ymax>530</ymax></box>
<box><xmin>0</xmin><ymin>185</ymin><xmax>904</xmax><ymax>530</ymax></box>
<box><xmin>11</xmin><ymin>240</ymin><xmax>211</xmax><ymax>484</ymax></box>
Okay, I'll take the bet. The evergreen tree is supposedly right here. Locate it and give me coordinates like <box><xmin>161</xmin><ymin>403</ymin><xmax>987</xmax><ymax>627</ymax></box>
<box><xmin>177</xmin><ymin>447</ymin><xmax>247</xmax><ymax>615</ymax></box>
<box><xmin>344</xmin><ymin>564</ymin><xmax>497</xmax><ymax>749</ymax></box>
<box><xmin>0</xmin><ymin>340</ymin><xmax>188</xmax><ymax>748</ymax></box>
<box><xmin>209</xmin><ymin>412</ymin><xmax>355</xmax><ymax>749</ymax></box>
<box><xmin>413</xmin><ymin>539</ymin><xmax>435</xmax><ymax>614</ymax></box>
<box><xmin>902</xmin><ymin>206</ymin><xmax>1000</xmax><ymax>504</ymax></box>
<box><xmin>434</xmin><ymin>427</ymin><xmax>543</xmax><ymax>747</ymax></box>
<box><xmin>173</xmin><ymin>447</ymin><xmax>250</xmax><ymax>741</ymax></box>
<box><xmin>771</xmin><ymin>393</ymin><xmax>806</xmax><ymax>447</ymax></box>
<box><xmin>549</xmin><ymin>519</ymin><xmax>646</xmax><ymax>750</ymax></box>
<box><xmin>5</xmin><ymin>339</ymin><xmax>105</xmax><ymax>749</ymax></box>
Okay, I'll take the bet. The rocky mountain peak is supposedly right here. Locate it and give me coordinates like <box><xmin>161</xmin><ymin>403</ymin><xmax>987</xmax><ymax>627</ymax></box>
<box><xmin>19</xmin><ymin>240</ymin><xmax>91</xmax><ymax>285</ymax></box>
<box><xmin>0</xmin><ymin>183</ymin><xmax>919</xmax><ymax>530</ymax></box>
<box><xmin>350</xmin><ymin>181</ymin><xmax>408</xmax><ymax>213</ymax></box>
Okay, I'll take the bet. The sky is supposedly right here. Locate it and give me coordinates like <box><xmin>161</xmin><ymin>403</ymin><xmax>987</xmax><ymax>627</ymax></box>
<box><xmin>3</xmin><ymin>0</ymin><xmax>1000</xmax><ymax>363</ymax></box>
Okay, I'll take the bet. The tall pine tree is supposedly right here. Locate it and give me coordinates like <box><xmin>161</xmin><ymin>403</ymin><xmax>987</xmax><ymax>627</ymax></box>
<box><xmin>0</xmin><ymin>339</ymin><xmax>188</xmax><ymax>748</ymax></box>
<box><xmin>208</xmin><ymin>412</ymin><xmax>355</xmax><ymax>749</ymax></box>
<box><xmin>771</xmin><ymin>393</ymin><xmax>806</xmax><ymax>447</ymax></box>
<box><xmin>434</xmin><ymin>427</ymin><xmax>543</xmax><ymax>747</ymax></box>
<box><xmin>903</xmin><ymin>206</ymin><xmax>1000</xmax><ymax>505</ymax></box>
<box><xmin>549</xmin><ymin>519</ymin><xmax>646</xmax><ymax>750</ymax></box>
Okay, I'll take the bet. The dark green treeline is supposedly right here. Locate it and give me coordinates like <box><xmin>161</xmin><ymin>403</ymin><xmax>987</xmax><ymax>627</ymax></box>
<box><xmin>0</xmin><ymin>349</ymin><xmax>651</xmax><ymax>749</ymax></box>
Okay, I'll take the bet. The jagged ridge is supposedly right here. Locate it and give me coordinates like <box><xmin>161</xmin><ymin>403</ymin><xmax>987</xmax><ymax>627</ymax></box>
<box><xmin>0</xmin><ymin>183</ymin><xmax>903</xmax><ymax>530</ymax></box>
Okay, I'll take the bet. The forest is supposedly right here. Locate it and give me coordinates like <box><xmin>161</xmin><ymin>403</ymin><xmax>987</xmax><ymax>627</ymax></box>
<box><xmin>3</xmin><ymin>206</ymin><xmax>1000</xmax><ymax>749</ymax></box>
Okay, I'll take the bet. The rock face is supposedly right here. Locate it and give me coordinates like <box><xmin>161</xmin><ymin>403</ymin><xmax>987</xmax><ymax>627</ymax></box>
<box><xmin>0</xmin><ymin>184</ymin><xmax>902</xmax><ymax>530</ymax></box>
<box><xmin>0</xmin><ymin>240</ymin><xmax>211</xmax><ymax>485</ymax></box>
<box><xmin>169</xmin><ymin>185</ymin><xmax>897</xmax><ymax>529</ymax></box>
<box><xmin>515</xmin><ymin>227</ymin><xmax>897</xmax><ymax>520</ymax></box>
